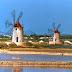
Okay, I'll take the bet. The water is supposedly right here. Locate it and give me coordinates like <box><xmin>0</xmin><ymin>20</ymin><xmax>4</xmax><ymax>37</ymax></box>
<box><xmin>0</xmin><ymin>67</ymin><xmax>72</xmax><ymax>72</ymax></box>
<box><xmin>22</xmin><ymin>68</ymin><xmax>72</xmax><ymax>72</ymax></box>
<box><xmin>0</xmin><ymin>53</ymin><xmax>72</xmax><ymax>62</ymax></box>
<box><xmin>0</xmin><ymin>53</ymin><xmax>72</xmax><ymax>72</ymax></box>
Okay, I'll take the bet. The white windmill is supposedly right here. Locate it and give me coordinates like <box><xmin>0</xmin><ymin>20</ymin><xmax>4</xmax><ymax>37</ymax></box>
<box><xmin>48</xmin><ymin>23</ymin><xmax>63</xmax><ymax>45</ymax></box>
<box><xmin>5</xmin><ymin>10</ymin><xmax>24</xmax><ymax>46</ymax></box>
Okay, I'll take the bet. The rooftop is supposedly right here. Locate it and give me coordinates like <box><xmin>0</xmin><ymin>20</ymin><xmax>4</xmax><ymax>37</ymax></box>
<box><xmin>14</xmin><ymin>21</ymin><xmax>22</xmax><ymax>28</ymax></box>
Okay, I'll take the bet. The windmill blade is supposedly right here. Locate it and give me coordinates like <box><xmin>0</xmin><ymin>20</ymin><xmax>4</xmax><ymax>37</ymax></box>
<box><xmin>17</xmin><ymin>11</ymin><xmax>23</xmax><ymax>22</ymax></box>
<box><xmin>48</xmin><ymin>28</ymin><xmax>54</xmax><ymax>35</ymax></box>
<box><xmin>5</xmin><ymin>20</ymin><xmax>13</xmax><ymax>35</ymax></box>
<box><xmin>5</xmin><ymin>20</ymin><xmax>9</xmax><ymax>27</ymax></box>
<box><xmin>48</xmin><ymin>28</ymin><xmax>53</xmax><ymax>32</ymax></box>
<box><xmin>52</xmin><ymin>22</ymin><xmax>56</xmax><ymax>31</ymax></box>
<box><xmin>57</xmin><ymin>24</ymin><xmax>61</xmax><ymax>30</ymax></box>
<box><xmin>6</xmin><ymin>27</ymin><xmax>13</xmax><ymax>35</ymax></box>
<box><xmin>5</xmin><ymin>20</ymin><xmax>13</xmax><ymax>28</ymax></box>
<box><xmin>29</xmin><ymin>30</ymin><xmax>34</xmax><ymax>35</ymax></box>
<box><xmin>11</xmin><ymin>10</ymin><xmax>16</xmax><ymax>24</ymax></box>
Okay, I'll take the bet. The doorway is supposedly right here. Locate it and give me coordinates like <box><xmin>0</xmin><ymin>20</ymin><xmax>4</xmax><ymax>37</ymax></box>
<box><xmin>16</xmin><ymin>37</ymin><xmax>18</xmax><ymax>42</ymax></box>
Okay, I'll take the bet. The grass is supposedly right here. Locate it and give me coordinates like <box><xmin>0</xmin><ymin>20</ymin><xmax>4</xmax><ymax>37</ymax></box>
<box><xmin>0</xmin><ymin>38</ymin><xmax>11</xmax><ymax>42</ymax></box>
<box><xmin>47</xmin><ymin>45</ymin><xmax>72</xmax><ymax>48</ymax></box>
<box><xmin>0</xmin><ymin>41</ymin><xmax>72</xmax><ymax>49</ymax></box>
<box><xmin>0</xmin><ymin>37</ymin><xmax>72</xmax><ymax>49</ymax></box>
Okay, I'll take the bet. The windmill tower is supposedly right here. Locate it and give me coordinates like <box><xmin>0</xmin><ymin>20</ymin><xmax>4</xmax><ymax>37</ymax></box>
<box><xmin>12</xmin><ymin>21</ymin><xmax>24</xmax><ymax>46</ymax></box>
<box><xmin>53</xmin><ymin>23</ymin><xmax>60</xmax><ymax>43</ymax></box>
<box><xmin>6</xmin><ymin>10</ymin><xmax>24</xmax><ymax>46</ymax></box>
<box><xmin>49</xmin><ymin>23</ymin><xmax>62</xmax><ymax>45</ymax></box>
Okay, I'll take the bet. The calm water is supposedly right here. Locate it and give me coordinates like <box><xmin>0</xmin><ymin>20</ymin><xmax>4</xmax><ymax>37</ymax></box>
<box><xmin>0</xmin><ymin>67</ymin><xmax>72</xmax><ymax>72</ymax></box>
<box><xmin>0</xmin><ymin>53</ymin><xmax>72</xmax><ymax>62</ymax></box>
<box><xmin>0</xmin><ymin>53</ymin><xmax>72</xmax><ymax>72</ymax></box>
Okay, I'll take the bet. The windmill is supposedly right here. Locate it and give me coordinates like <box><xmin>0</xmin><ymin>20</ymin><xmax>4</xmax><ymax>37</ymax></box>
<box><xmin>48</xmin><ymin>22</ymin><xmax>62</xmax><ymax>45</ymax></box>
<box><xmin>5</xmin><ymin>10</ymin><xmax>24</xmax><ymax>46</ymax></box>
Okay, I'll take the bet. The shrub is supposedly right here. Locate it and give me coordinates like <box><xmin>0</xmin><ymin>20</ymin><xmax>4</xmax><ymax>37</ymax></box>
<box><xmin>26</xmin><ymin>42</ymin><xmax>33</xmax><ymax>46</ymax></box>
<box><xmin>8</xmin><ymin>43</ymin><xmax>17</xmax><ymax>48</ymax></box>
<box><xmin>0</xmin><ymin>43</ymin><xmax>8</xmax><ymax>48</ymax></box>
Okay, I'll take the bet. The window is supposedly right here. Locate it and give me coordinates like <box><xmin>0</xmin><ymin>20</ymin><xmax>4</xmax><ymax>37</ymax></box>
<box><xmin>16</xmin><ymin>28</ymin><xmax>17</xmax><ymax>30</ymax></box>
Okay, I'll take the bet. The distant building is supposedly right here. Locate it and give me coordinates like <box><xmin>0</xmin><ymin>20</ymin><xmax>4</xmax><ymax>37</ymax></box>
<box><xmin>28</xmin><ymin>40</ymin><xmax>32</xmax><ymax>43</ymax></box>
<box><xmin>49</xmin><ymin>30</ymin><xmax>63</xmax><ymax>45</ymax></box>
<box><xmin>39</xmin><ymin>40</ymin><xmax>44</xmax><ymax>43</ymax></box>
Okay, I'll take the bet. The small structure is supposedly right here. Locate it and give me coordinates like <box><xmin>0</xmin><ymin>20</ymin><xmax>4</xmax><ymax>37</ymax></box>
<box><xmin>64</xmin><ymin>40</ymin><xmax>72</xmax><ymax>45</ymax></box>
<box><xmin>12</xmin><ymin>67</ymin><xmax>22</xmax><ymax>72</ymax></box>
<box><xmin>49</xmin><ymin>23</ymin><xmax>63</xmax><ymax>45</ymax></box>
<box><xmin>12</xmin><ymin>21</ymin><xmax>24</xmax><ymax>46</ymax></box>
<box><xmin>39</xmin><ymin>40</ymin><xmax>44</xmax><ymax>43</ymax></box>
<box><xmin>28</xmin><ymin>40</ymin><xmax>32</xmax><ymax>43</ymax></box>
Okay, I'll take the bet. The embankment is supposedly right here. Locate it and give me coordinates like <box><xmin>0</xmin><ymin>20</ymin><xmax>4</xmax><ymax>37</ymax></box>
<box><xmin>0</xmin><ymin>61</ymin><xmax>72</xmax><ymax>69</ymax></box>
<box><xmin>0</xmin><ymin>48</ymin><xmax>72</xmax><ymax>56</ymax></box>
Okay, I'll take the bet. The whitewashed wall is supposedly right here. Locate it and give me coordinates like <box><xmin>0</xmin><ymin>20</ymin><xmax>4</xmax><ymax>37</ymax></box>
<box><xmin>12</xmin><ymin>27</ymin><xmax>24</xmax><ymax>43</ymax></box>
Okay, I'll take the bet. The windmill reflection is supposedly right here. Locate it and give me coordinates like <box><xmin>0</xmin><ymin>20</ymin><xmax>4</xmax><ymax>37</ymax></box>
<box><xmin>12</xmin><ymin>67</ymin><xmax>23</xmax><ymax>72</ymax></box>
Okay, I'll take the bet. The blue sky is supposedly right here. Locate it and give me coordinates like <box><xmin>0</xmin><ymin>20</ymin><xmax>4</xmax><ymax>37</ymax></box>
<box><xmin>0</xmin><ymin>0</ymin><xmax>72</xmax><ymax>35</ymax></box>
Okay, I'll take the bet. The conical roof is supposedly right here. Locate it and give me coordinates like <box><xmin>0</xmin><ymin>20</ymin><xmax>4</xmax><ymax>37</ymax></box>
<box><xmin>54</xmin><ymin>30</ymin><xmax>60</xmax><ymax>33</ymax></box>
<box><xmin>14</xmin><ymin>21</ymin><xmax>22</xmax><ymax>28</ymax></box>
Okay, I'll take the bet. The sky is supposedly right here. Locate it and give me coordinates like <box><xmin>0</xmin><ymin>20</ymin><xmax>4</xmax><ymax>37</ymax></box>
<box><xmin>0</xmin><ymin>0</ymin><xmax>72</xmax><ymax>35</ymax></box>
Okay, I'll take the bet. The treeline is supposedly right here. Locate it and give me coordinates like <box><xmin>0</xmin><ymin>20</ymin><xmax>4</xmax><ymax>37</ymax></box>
<box><xmin>61</xmin><ymin>35</ymin><xmax>72</xmax><ymax>39</ymax></box>
<box><xmin>1</xmin><ymin>34</ymin><xmax>72</xmax><ymax>39</ymax></box>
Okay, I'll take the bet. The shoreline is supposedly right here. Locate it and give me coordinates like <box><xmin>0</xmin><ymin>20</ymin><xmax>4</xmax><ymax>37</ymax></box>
<box><xmin>0</xmin><ymin>48</ymin><xmax>72</xmax><ymax>56</ymax></box>
<box><xmin>0</xmin><ymin>48</ymin><xmax>72</xmax><ymax>69</ymax></box>
<box><xmin>0</xmin><ymin>61</ymin><xmax>72</xmax><ymax>69</ymax></box>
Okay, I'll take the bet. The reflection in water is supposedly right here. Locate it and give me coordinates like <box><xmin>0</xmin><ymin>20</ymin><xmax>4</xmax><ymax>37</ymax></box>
<box><xmin>12</xmin><ymin>67</ymin><xmax>22</xmax><ymax>72</ymax></box>
<box><xmin>0</xmin><ymin>67</ymin><xmax>72</xmax><ymax>72</ymax></box>
<box><xmin>12</xmin><ymin>67</ymin><xmax>72</xmax><ymax>72</ymax></box>
<box><xmin>24</xmin><ymin>68</ymin><xmax>72</xmax><ymax>72</ymax></box>
<box><xmin>0</xmin><ymin>54</ymin><xmax>72</xmax><ymax>72</ymax></box>
<box><xmin>1</xmin><ymin>54</ymin><xmax>72</xmax><ymax>61</ymax></box>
